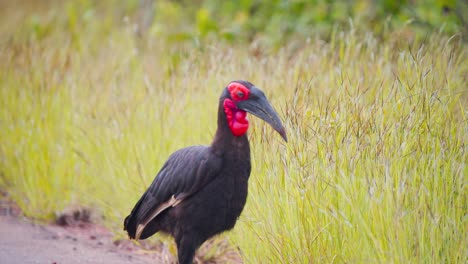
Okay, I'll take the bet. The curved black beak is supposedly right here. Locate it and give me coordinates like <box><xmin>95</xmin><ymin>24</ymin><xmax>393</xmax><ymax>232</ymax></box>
<box><xmin>237</xmin><ymin>87</ymin><xmax>287</xmax><ymax>142</ymax></box>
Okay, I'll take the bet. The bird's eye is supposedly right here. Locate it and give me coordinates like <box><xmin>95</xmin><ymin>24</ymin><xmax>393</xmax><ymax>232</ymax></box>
<box><xmin>237</xmin><ymin>91</ymin><xmax>244</xmax><ymax>98</ymax></box>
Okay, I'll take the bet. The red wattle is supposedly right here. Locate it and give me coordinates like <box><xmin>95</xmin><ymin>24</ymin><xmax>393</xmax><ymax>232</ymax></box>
<box><xmin>223</xmin><ymin>99</ymin><xmax>249</xmax><ymax>137</ymax></box>
<box><xmin>231</xmin><ymin>121</ymin><xmax>249</xmax><ymax>136</ymax></box>
<box><xmin>235</xmin><ymin>111</ymin><xmax>247</xmax><ymax>121</ymax></box>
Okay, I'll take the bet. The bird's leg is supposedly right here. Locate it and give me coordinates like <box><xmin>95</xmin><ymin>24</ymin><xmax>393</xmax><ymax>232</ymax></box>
<box><xmin>176</xmin><ymin>235</ymin><xmax>200</xmax><ymax>264</ymax></box>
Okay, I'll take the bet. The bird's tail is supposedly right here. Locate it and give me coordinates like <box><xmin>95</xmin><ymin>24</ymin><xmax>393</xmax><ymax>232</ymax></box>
<box><xmin>123</xmin><ymin>212</ymin><xmax>138</xmax><ymax>239</ymax></box>
<box><xmin>123</xmin><ymin>195</ymin><xmax>146</xmax><ymax>239</ymax></box>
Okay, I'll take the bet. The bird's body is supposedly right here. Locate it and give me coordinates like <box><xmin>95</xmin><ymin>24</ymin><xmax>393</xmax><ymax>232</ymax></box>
<box><xmin>124</xmin><ymin>81</ymin><xmax>286</xmax><ymax>264</ymax></box>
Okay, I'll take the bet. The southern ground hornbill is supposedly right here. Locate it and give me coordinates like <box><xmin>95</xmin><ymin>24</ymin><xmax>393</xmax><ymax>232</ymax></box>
<box><xmin>124</xmin><ymin>80</ymin><xmax>287</xmax><ymax>264</ymax></box>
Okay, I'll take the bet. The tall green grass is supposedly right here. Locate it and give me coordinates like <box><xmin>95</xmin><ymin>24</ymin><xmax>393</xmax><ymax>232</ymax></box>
<box><xmin>1</xmin><ymin>3</ymin><xmax>466</xmax><ymax>263</ymax></box>
<box><xmin>230</xmin><ymin>31</ymin><xmax>467</xmax><ymax>263</ymax></box>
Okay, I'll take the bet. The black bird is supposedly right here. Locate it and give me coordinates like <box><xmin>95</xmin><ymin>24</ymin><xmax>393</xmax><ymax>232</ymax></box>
<box><xmin>124</xmin><ymin>80</ymin><xmax>287</xmax><ymax>264</ymax></box>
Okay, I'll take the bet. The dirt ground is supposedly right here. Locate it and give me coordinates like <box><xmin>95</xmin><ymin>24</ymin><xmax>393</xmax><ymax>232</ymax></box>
<box><xmin>0</xmin><ymin>207</ymin><xmax>167</xmax><ymax>264</ymax></box>
<box><xmin>0</xmin><ymin>199</ymin><xmax>240</xmax><ymax>264</ymax></box>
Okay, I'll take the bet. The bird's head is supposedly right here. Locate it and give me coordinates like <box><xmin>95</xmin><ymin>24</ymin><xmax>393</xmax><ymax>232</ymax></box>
<box><xmin>222</xmin><ymin>80</ymin><xmax>287</xmax><ymax>142</ymax></box>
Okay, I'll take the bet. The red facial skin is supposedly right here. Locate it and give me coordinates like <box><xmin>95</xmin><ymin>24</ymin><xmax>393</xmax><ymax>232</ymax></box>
<box><xmin>223</xmin><ymin>82</ymin><xmax>251</xmax><ymax>136</ymax></box>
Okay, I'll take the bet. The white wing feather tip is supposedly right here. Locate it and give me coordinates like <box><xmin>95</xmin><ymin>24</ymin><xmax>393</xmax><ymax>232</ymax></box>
<box><xmin>134</xmin><ymin>195</ymin><xmax>181</xmax><ymax>240</ymax></box>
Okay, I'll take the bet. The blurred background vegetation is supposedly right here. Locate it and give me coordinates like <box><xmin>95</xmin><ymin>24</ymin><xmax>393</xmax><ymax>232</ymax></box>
<box><xmin>1</xmin><ymin>0</ymin><xmax>467</xmax><ymax>47</ymax></box>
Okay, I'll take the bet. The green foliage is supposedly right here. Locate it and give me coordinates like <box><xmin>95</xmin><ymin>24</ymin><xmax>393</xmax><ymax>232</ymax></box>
<box><xmin>146</xmin><ymin>0</ymin><xmax>466</xmax><ymax>45</ymax></box>
<box><xmin>0</xmin><ymin>1</ymin><xmax>467</xmax><ymax>263</ymax></box>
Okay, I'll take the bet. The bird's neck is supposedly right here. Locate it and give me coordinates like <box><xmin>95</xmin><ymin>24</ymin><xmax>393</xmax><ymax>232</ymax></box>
<box><xmin>211</xmin><ymin>99</ymin><xmax>250</xmax><ymax>155</ymax></box>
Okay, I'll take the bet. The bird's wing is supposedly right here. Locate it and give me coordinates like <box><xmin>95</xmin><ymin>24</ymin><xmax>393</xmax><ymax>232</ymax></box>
<box><xmin>124</xmin><ymin>145</ymin><xmax>222</xmax><ymax>239</ymax></box>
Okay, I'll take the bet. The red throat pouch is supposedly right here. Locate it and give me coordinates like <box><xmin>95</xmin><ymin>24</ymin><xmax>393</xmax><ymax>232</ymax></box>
<box><xmin>223</xmin><ymin>99</ymin><xmax>249</xmax><ymax>136</ymax></box>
